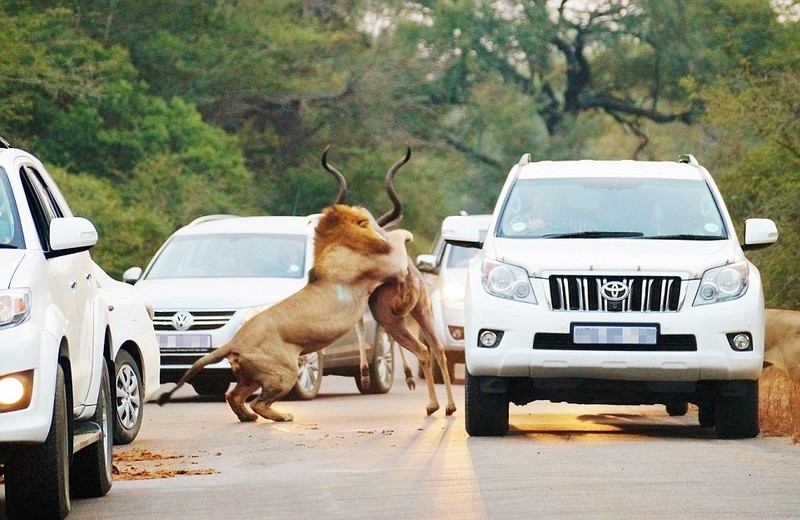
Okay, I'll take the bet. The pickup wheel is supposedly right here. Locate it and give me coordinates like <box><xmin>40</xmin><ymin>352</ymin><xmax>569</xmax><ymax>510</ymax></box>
<box><xmin>714</xmin><ymin>380</ymin><xmax>759</xmax><ymax>439</ymax></box>
<box><xmin>70</xmin><ymin>358</ymin><xmax>114</xmax><ymax>498</ymax></box>
<box><xmin>113</xmin><ymin>349</ymin><xmax>143</xmax><ymax>444</ymax></box>
<box><xmin>4</xmin><ymin>364</ymin><xmax>71</xmax><ymax>519</ymax></box>
<box><xmin>465</xmin><ymin>370</ymin><xmax>509</xmax><ymax>436</ymax></box>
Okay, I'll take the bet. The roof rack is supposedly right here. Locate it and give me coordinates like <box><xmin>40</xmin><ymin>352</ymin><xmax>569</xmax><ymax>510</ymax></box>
<box><xmin>678</xmin><ymin>154</ymin><xmax>699</xmax><ymax>165</ymax></box>
<box><xmin>0</xmin><ymin>137</ymin><xmax>10</xmax><ymax>149</ymax></box>
<box><xmin>185</xmin><ymin>214</ymin><xmax>239</xmax><ymax>227</ymax></box>
<box><xmin>518</xmin><ymin>153</ymin><xmax>532</xmax><ymax>165</ymax></box>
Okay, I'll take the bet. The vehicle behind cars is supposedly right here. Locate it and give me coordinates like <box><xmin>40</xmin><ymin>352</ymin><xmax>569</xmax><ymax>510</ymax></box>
<box><xmin>123</xmin><ymin>214</ymin><xmax>394</xmax><ymax>400</ymax></box>
<box><xmin>93</xmin><ymin>263</ymin><xmax>160</xmax><ymax>444</ymax></box>
<box><xmin>0</xmin><ymin>140</ymin><xmax>114</xmax><ymax>518</ymax></box>
<box><xmin>445</xmin><ymin>153</ymin><xmax>778</xmax><ymax>439</ymax></box>
<box><xmin>417</xmin><ymin>214</ymin><xmax>491</xmax><ymax>382</ymax></box>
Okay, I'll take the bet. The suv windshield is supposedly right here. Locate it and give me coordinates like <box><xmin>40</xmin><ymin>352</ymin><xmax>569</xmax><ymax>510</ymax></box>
<box><xmin>497</xmin><ymin>177</ymin><xmax>727</xmax><ymax>240</ymax></box>
<box><xmin>0</xmin><ymin>169</ymin><xmax>24</xmax><ymax>249</ymax></box>
<box><xmin>145</xmin><ymin>233</ymin><xmax>307</xmax><ymax>279</ymax></box>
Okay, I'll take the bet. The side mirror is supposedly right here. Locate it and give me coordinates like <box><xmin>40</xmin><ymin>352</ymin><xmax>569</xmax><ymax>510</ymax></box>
<box><xmin>47</xmin><ymin>217</ymin><xmax>98</xmax><ymax>258</ymax></box>
<box><xmin>742</xmin><ymin>218</ymin><xmax>778</xmax><ymax>251</ymax></box>
<box><xmin>441</xmin><ymin>215</ymin><xmax>483</xmax><ymax>248</ymax></box>
<box><xmin>122</xmin><ymin>266</ymin><xmax>143</xmax><ymax>284</ymax></box>
<box><xmin>415</xmin><ymin>253</ymin><xmax>438</xmax><ymax>274</ymax></box>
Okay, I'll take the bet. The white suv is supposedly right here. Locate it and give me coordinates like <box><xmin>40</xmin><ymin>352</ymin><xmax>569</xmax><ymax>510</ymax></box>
<box><xmin>444</xmin><ymin>154</ymin><xmax>778</xmax><ymax>439</ymax></box>
<box><xmin>0</xmin><ymin>142</ymin><xmax>114</xmax><ymax>518</ymax></box>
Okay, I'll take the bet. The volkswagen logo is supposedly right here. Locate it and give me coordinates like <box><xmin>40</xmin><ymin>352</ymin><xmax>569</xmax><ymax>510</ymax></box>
<box><xmin>171</xmin><ymin>311</ymin><xmax>194</xmax><ymax>331</ymax></box>
<box><xmin>600</xmin><ymin>281</ymin><xmax>629</xmax><ymax>302</ymax></box>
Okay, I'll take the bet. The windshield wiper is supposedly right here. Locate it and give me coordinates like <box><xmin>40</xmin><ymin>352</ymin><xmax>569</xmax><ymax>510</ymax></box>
<box><xmin>542</xmin><ymin>231</ymin><xmax>644</xmax><ymax>239</ymax></box>
<box><xmin>0</xmin><ymin>243</ymin><xmax>19</xmax><ymax>249</ymax></box>
<box><xmin>640</xmin><ymin>234</ymin><xmax>725</xmax><ymax>241</ymax></box>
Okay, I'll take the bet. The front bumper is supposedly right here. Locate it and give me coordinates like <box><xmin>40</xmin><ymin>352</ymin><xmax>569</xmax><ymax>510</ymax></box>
<box><xmin>0</xmin><ymin>322</ymin><xmax>58</xmax><ymax>444</ymax></box>
<box><xmin>464</xmin><ymin>275</ymin><xmax>765</xmax><ymax>382</ymax></box>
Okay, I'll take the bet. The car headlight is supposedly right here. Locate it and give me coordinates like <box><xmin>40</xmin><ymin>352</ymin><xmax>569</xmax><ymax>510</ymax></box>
<box><xmin>442</xmin><ymin>281</ymin><xmax>466</xmax><ymax>303</ymax></box>
<box><xmin>0</xmin><ymin>289</ymin><xmax>31</xmax><ymax>328</ymax></box>
<box><xmin>694</xmin><ymin>261</ymin><xmax>749</xmax><ymax>306</ymax></box>
<box><xmin>480</xmin><ymin>259</ymin><xmax>537</xmax><ymax>304</ymax></box>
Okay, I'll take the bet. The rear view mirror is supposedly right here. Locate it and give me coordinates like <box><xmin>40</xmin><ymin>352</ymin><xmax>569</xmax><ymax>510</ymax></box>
<box><xmin>742</xmin><ymin>218</ymin><xmax>778</xmax><ymax>251</ymax></box>
<box><xmin>441</xmin><ymin>215</ymin><xmax>483</xmax><ymax>249</ymax></box>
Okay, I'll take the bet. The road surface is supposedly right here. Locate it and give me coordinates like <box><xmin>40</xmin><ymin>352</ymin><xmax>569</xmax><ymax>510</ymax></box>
<box><xmin>3</xmin><ymin>366</ymin><xmax>799</xmax><ymax>519</ymax></box>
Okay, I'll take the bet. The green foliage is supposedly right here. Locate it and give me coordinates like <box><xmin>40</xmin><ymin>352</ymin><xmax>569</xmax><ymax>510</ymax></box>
<box><xmin>1</xmin><ymin>0</ymin><xmax>798</xmax><ymax>292</ymax></box>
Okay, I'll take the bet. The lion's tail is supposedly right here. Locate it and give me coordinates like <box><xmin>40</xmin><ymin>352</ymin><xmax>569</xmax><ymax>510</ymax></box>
<box><xmin>157</xmin><ymin>342</ymin><xmax>234</xmax><ymax>405</ymax></box>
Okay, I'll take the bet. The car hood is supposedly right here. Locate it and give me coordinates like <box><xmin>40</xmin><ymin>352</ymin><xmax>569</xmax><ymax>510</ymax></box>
<box><xmin>133</xmin><ymin>277</ymin><xmax>307</xmax><ymax>310</ymax></box>
<box><xmin>0</xmin><ymin>250</ymin><xmax>25</xmax><ymax>288</ymax></box>
<box><xmin>487</xmin><ymin>238</ymin><xmax>742</xmax><ymax>279</ymax></box>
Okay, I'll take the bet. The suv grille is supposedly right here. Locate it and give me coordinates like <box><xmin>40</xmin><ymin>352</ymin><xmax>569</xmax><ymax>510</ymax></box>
<box><xmin>549</xmin><ymin>275</ymin><xmax>682</xmax><ymax>312</ymax></box>
<box><xmin>153</xmin><ymin>310</ymin><xmax>236</xmax><ymax>331</ymax></box>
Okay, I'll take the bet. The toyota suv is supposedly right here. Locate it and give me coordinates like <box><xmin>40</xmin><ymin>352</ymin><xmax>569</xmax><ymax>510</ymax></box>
<box><xmin>443</xmin><ymin>154</ymin><xmax>778</xmax><ymax>439</ymax></box>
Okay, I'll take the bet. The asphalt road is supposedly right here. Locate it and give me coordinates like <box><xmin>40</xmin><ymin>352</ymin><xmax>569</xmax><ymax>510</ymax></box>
<box><xmin>4</xmin><ymin>364</ymin><xmax>800</xmax><ymax>520</ymax></box>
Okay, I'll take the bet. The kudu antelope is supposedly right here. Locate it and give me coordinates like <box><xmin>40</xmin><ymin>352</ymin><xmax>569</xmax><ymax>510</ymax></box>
<box><xmin>322</xmin><ymin>146</ymin><xmax>457</xmax><ymax>416</ymax></box>
<box><xmin>764</xmin><ymin>308</ymin><xmax>800</xmax><ymax>385</ymax></box>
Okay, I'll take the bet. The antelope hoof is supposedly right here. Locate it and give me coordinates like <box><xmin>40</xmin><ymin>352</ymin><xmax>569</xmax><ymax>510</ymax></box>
<box><xmin>445</xmin><ymin>404</ymin><xmax>457</xmax><ymax>416</ymax></box>
<box><xmin>426</xmin><ymin>403</ymin><xmax>440</xmax><ymax>416</ymax></box>
<box><xmin>361</xmin><ymin>375</ymin><xmax>371</xmax><ymax>389</ymax></box>
<box><xmin>406</xmin><ymin>377</ymin><xmax>416</xmax><ymax>391</ymax></box>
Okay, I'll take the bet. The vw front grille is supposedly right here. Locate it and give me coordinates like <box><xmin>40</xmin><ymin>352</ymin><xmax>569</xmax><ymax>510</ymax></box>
<box><xmin>153</xmin><ymin>310</ymin><xmax>236</xmax><ymax>331</ymax></box>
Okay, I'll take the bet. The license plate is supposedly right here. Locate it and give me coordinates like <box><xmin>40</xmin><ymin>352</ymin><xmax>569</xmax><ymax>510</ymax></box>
<box><xmin>572</xmin><ymin>324</ymin><xmax>658</xmax><ymax>345</ymax></box>
<box><xmin>158</xmin><ymin>334</ymin><xmax>212</xmax><ymax>353</ymax></box>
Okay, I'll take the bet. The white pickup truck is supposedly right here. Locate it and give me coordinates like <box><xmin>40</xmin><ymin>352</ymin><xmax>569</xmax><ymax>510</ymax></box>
<box><xmin>0</xmin><ymin>141</ymin><xmax>114</xmax><ymax>519</ymax></box>
<box><xmin>445</xmin><ymin>154</ymin><xmax>778</xmax><ymax>439</ymax></box>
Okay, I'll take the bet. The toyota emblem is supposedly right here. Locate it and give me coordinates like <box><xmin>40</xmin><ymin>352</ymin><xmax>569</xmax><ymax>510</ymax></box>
<box><xmin>171</xmin><ymin>311</ymin><xmax>194</xmax><ymax>331</ymax></box>
<box><xmin>600</xmin><ymin>281</ymin><xmax>629</xmax><ymax>302</ymax></box>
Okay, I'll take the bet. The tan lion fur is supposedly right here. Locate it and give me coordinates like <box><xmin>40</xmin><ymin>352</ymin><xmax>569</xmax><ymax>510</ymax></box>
<box><xmin>157</xmin><ymin>204</ymin><xmax>413</xmax><ymax>422</ymax></box>
<box><xmin>764</xmin><ymin>308</ymin><xmax>800</xmax><ymax>385</ymax></box>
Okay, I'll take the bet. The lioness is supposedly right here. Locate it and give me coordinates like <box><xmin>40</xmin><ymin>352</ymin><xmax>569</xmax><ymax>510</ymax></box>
<box><xmin>157</xmin><ymin>204</ymin><xmax>413</xmax><ymax>422</ymax></box>
<box><xmin>764</xmin><ymin>308</ymin><xmax>800</xmax><ymax>385</ymax></box>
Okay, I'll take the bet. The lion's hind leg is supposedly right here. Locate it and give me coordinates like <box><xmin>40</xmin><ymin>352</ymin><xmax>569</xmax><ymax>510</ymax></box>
<box><xmin>249</xmin><ymin>385</ymin><xmax>294</xmax><ymax>422</ymax></box>
<box><xmin>226</xmin><ymin>380</ymin><xmax>260</xmax><ymax>422</ymax></box>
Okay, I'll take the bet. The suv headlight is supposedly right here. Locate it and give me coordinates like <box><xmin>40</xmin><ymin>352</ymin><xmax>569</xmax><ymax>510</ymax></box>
<box><xmin>0</xmin><ymin>289</ymin><xmax>32</xmax><ymax>328</ymax></box>
<box><xmin>481</xmin><ymin>259</ymin><xmax>537</xmax><ymax>304</ymax></box>
<box><xmin>694</xmin><ymin>261</ymin><xmax>749</xmax><ymax>306</ymax></box>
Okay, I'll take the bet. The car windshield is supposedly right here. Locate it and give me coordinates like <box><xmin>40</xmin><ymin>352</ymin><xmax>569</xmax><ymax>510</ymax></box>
<box><xmin>497</xmin><ymin>177</ymin><xmax>727</xmax><ymax>240</ymax></box>
<box><xmin>446</xmin><ymin>244</ymin><xmax>480</xmax><ymax>268</ymax></box>
<box><xmin>145</xmin><ymin>233</ymin><xmax>307</xmax><ymax>279</ymax></box>
<box><xmin>0</xmin><ymin>169</ymin><xmax>24</xmax><ymax>249</ymax></box>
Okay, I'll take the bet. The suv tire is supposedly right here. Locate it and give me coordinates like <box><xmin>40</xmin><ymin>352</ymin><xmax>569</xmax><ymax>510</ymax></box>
<box><xmin>465</xmin><ymin>370</ymin><xmax>509</xmax><ymax>436</ymax></box>
<box><xmin>715</xmin><ymin>380</ymin><xmax>759</xmax><ymax>439</ymax></box>
<box><xmin>70</xmin><ymin>359</ymin><xmax>114</xmax><ymax>498</ymax></box>
<box><xmin>5</xmin><ymin>365</ymin><xmax>71</xmax><ymax>519</ymax></box>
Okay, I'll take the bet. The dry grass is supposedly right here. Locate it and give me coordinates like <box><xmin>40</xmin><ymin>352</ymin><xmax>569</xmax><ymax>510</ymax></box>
<box><xmin>759</xmin><ymin>366</ymin><xmax>800</xmax><ymax>443</ymax></box>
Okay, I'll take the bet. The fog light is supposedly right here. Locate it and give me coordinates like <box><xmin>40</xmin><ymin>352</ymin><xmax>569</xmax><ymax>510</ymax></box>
<box><xmin>448</xmin><ymin>326</ymin><xmax>464</xmax><ymax>340</ymax></box>
<box><xmin>0</xmin><ymin>377</ymin><xmax>25</xmax><ymax>405</ymax></box>
<box><xmin>726</xmin><ymin>332</ymin><xmax>753</xmax><ymax>352</ymax></box>
<box><xmin>478</xmin><ymin>329</ymin><xmax>503</xmax><ymax>348</ymax></box>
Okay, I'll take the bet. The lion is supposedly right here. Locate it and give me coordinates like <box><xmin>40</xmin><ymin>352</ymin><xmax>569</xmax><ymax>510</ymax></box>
<box><xmin>157</xmin><ymin>204</ymin><xmax>413</xmax><ymax>422</ymax></box>
<box><xmin>764</xmin><ymin>308</ymin><xmax>800</xmax><ymax>385</ymax></box>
